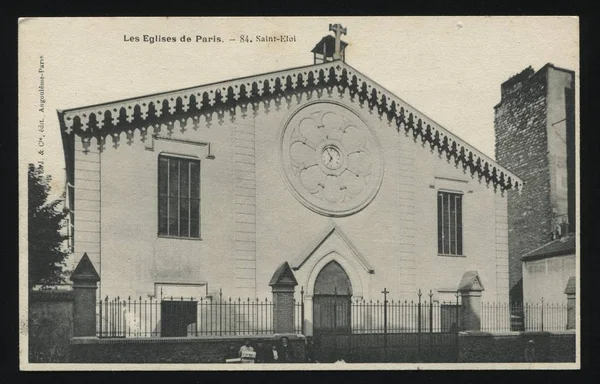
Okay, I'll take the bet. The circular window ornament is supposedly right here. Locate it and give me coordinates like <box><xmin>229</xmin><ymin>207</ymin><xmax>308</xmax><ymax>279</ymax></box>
<box><xmin>280</xmin><ymin>102</ymin><xmax>384</xmax><ymax>217</ymax></box>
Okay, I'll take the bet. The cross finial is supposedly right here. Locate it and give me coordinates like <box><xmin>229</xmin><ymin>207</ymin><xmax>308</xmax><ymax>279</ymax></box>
<box><xmin>329</xmin><ymin>23</ymin><xmax>347</xmax><ymax>60</ymax></box>
<box><xmin>381</xmin><ymin>287</ymin><xmax>389</xmax><ymax>303</ymax></box>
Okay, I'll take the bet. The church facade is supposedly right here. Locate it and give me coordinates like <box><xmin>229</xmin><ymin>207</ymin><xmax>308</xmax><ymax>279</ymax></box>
<box><xmin>57</xmin><ymin>37</ymin><xmax>522</xmax><ymax>332</ymax></box>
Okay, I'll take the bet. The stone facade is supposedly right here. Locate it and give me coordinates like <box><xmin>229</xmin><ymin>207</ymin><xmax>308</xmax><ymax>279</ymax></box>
<box><xmin>494</xmin><ymin>64</ymin><xmax>576</xmax><ymax>303</ymax></box>
<box><xmin>59</xmin><ymin>60</ymin><xmax>519</xmax><ymax>333</ymax></box>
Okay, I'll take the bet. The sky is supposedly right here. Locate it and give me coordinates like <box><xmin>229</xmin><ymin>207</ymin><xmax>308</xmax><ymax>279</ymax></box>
<box><xmin>19</xmin><ymin>16</ymin><xmax>579</xmax><ymax>201</ymax></box>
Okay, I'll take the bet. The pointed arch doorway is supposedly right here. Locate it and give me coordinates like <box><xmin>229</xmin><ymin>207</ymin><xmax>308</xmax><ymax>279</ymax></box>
<box><xmin>312</xmin><ymin>260</ymin><xmax>353</xmax><ymax>336</ymax></box>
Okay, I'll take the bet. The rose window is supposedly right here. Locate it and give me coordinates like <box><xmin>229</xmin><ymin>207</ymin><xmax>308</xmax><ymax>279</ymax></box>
<box><xmin>280</xmin><ymin>103</ymin><xmax>384</xmax><ymax>216</ymax></box>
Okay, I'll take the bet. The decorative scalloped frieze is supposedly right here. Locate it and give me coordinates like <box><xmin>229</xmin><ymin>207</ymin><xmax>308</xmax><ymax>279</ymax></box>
<box><xmin>57</xmin><ymin>61</ymin><xmax>522</xmax><ymax>193</ymax></box>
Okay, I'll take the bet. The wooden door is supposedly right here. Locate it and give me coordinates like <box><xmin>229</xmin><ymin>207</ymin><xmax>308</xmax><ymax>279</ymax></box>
<box><xmin>312</xmin><ymin>261</ymin><xmax>352</xmax><ymax>336</ymax></box>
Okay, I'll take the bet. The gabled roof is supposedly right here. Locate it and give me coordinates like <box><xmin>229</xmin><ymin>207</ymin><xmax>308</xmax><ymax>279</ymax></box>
<box><xmin>290</xmin><ymin>222</ymin><xmax>374</xmax><ymax>274</ymax></box>
<box><xmin>564</xmin><ymin>276</ymin><xmax>576</xmax><ymax>295</ymax></box>
<box><xmin>521</xmin><ymin>233</ymin><xmax>576</xmax><ymax>261</ymax></box>
<box><xmin>457</xmin><ymin>270</ymin><xmax>484</xmax><ymax>292</ymax></box>
<box><xmin>269</xmin><ymin>262</ymin><xmax>298</xmax><ymax>287</ymax></box>
<box><xmin>57</xmin><ymin>60</ymin><xmax>523</xmax><ymax>193</ymax></box>
<box><xmin>70</xmin><ymin>253</ymin><xmax>100</xmax><ymax>282</ymax></box>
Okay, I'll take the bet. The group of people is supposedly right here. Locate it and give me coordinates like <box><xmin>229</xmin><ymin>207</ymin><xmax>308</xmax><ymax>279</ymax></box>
<box><xmin>229</xmin><ymin>336</ymin><xmax>318</xmax><ymax>363</ymax></box>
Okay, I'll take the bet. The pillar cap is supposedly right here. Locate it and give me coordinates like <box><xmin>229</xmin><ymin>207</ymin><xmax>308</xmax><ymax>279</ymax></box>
<box><xmin>70</xmin><ymin>253</ymin><xmax>100</xmax><ymax>283</ymax></box>
<box><xmin>564</xmin><ymin>276</ymin><xmax>576</xmax><ymax>295</ymax></box>
<box><xmin>269</xmin><ymin>262</ymin><xmax>298</xmax><ymax>287</ymax></box>
<box><xmin>458</xmin><ymin>270</ymin><xmax>484</xmax><ymax>292</ymax></box>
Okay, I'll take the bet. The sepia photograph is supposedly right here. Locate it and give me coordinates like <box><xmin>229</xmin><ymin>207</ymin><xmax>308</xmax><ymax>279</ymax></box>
<box><xmin>18</xmin><ymin>16</ymin><xmax>579</xmax><ymax>370</ymax></box>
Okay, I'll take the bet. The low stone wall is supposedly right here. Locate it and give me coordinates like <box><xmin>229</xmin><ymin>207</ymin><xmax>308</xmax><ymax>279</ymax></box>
<box><xmin>458</xmin><ymin>331</ymin><xmax>575</xmax><ymax>363</ymax></box>
<box><xmin>315</xmin><ymin>333</ymin><xmax>459</xmax><ymax>363</ymax></box>
<box><xmin>69</xmin><ymin>334</ymin><xmax>306</xmax><ymax>363</ymax></box>
<box><xmin>29</xmin><ymin>290</ymin><xmax>74</xmax><ymax>363</ymax></box>
<box><xmin>64</xmin><ymin>331</ymin><xmax>574</xmax><ymax>363</ymax></box>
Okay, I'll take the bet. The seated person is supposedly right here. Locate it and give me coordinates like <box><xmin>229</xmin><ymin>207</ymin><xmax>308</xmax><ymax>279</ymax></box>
<box><xmin>239</xmin><ymin>339</ymin><xmax>255</xmax><ymax>363</ymax></box>
<box><xmin>261</xmin><ymin>343</ymin><xmax>279</xmax><ymax>363</ymax></box>
<box><xmin>277</xmin><ymin>336</ymin><xmax>295</xmax><ymax>363</ymax></box>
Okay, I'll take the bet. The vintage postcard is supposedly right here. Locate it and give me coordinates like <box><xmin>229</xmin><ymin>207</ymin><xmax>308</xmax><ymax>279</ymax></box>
<box><xmin>18</xmin><ymin>16</ymin><xmax>580</xmax><ymax>370</ymax></box>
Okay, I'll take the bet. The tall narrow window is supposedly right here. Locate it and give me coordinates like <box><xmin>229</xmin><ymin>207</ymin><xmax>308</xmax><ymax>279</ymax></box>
<box><xmin>158</xmin><ymin>155</ymin><xmax>200</xmax><ymax>238</ymax></box>
<box><xmin>437</xmin><ymin>191</ymin><xmax>463</xmax><ymax>255</ymax></box>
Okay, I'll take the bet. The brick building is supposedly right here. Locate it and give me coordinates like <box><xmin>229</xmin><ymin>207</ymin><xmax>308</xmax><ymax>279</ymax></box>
<box><xmin>494</xmin><ymin>64</ymin><xmax>576</xmax><ymax>304</ymax></box>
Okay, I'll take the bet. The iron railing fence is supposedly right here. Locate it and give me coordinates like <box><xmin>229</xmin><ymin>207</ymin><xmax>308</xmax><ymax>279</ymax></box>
<box><xmin>317</xmin><ymin>289</ymin><xmax>461</xmax><ymax>334</ymax></box>
<box><xmin>349</xmin><ymin>297</ymin><xmax>461</xmax><ymax>333</ymax></box>
<box><xmin>480</xmin><ymin>300</ymin><xmax>569</xmax><ymax>332</ymax></box>
<box><xmin>97</xmin><ymin>289</ymin><xmax>291</xmax><ymax>338</ymax></box>
<box><xmin>96</xmin><ymin>286</ymin><xmax>568</xmax><ymax>338</ymax></box>
<box><xmin>315</xmin><ymin>289</ymin><xmax>569</xmax><ymax>334</ymax></box>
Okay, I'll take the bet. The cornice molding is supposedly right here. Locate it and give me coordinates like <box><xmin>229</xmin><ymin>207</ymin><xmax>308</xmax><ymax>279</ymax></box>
<box><xmin>57</xmin><ymin>61</ymin><xmax>522</xmax><ymax>193</ymax></box>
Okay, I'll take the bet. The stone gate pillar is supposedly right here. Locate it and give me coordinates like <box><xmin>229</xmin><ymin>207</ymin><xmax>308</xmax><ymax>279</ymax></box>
<box><xmin>564</xmin><ymin>276</ymin><xmax>576</xmax><ymax>330</ymax></box>
<box><xmin>458</xmin><ymin>271</ymin><xmax>485</xmax><ymax>331</ymax></box>
<box><xmin>303</xmin><ymin>295</ymin><xmax>314</xmax><ymax>336</ymax></box>
<box><xmin>70</xmin><ymin>253</ymin><xmax>100</xmax><ymax>337</ymax></box>
<box><xmin>269</xmin><ymin>262</ymin><xmax>298</xmax><ymax>334</ymax></box>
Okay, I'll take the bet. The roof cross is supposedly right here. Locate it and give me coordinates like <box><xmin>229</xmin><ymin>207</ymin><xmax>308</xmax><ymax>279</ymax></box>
<box><xmin>329</xmin><ymin>23</ymin><xmax>347</xmax><ymax>60</ymax></box>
